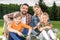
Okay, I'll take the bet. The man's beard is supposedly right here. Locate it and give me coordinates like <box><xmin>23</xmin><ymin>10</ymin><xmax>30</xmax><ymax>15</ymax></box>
<box><xmin>22</xmin><ymin>11</ymin><xmax>27</xmax><ymax>15</ymax></box>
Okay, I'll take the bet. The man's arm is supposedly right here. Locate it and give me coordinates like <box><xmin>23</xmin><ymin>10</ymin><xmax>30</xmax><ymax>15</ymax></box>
<box><xmin>3</xmin><ymin>11</ymin><xmax>19</xmax><ymax>23</ymax></box>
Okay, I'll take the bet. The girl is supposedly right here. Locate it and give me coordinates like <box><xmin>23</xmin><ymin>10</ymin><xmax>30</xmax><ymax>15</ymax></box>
<box><xmin>37</xmin><ymin>12</ymin><xmax>57</xmax><ymax>40</ymax></box>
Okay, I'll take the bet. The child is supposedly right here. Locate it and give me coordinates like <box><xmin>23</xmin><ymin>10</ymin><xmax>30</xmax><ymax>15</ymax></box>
<box><xmin>7</xmin><ymin>13</ymin><xmax>32</xmax><ymax>40</ymax></box>
<box><xmin>37</xmin><ymin>12</ymin><xmax>57</xmax><ymax>40</ymax></box>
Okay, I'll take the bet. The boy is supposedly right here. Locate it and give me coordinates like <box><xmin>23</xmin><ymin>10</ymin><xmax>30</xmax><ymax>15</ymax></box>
<box><xmin>7</xmin><ymin>13</ymin><xmax>32</xmax><ymax>40</ymax></box>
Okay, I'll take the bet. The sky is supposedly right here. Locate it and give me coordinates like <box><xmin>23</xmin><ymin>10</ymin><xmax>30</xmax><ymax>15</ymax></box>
<box><xmin>0</xmin><ymin>0</ymin><xmax>60</xmax><ymax>7</ymax></box>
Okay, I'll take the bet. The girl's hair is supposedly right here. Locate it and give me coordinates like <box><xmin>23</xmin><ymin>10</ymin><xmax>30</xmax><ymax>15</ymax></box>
<box><xmin>37</xmin><ymin>12</ymin><xmax>52</xmax><ymax>30</ymax></box>
<box><xmin>37</xmin><ymin>22</ymin><xmax>52</xmax><ymax>30</ymax></box>
<box><xmin>37</xmin><ymin>22</ymin><xmax>45</xmax><ymax>30</ymax></box>
<box><xmin>43</xmin><ymin>12</ymin><xmax>49</xmax><ymax>18</ymax></box>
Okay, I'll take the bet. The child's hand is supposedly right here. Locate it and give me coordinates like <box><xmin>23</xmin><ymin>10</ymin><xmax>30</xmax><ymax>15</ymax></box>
<box><xmin>39</xmin><ymin>27</ymin><xmax>44</xmax><ymax>31</ymax></box>
<box><xmin>17</xmin><ymin>32</ymin><xmax>24</xmax><ymax>37</ymax></box>
<box><xmin>46</xmin><ymin>26</ymin><xmax>51</xmax><ymax>29</ymax></box>
<box><xmin>39</xmin><ymin>27</ymin><xmax>46</xmax><ymax>31</ymax></box>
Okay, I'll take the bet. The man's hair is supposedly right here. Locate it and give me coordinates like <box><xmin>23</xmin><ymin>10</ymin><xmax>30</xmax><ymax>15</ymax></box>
<box><xmin>13</xmin><ymin>13</ymin><xmax>22</xmax><ymax>18</ymax></box>
<box><xmin>21</xmin><ymin>3</ymin><xmax>29</xmax><ymax>7</ymax></box>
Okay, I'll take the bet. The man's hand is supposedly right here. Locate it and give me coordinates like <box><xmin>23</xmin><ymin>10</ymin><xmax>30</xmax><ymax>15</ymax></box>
<box><xmin>26</xmin><ymin>35</ymin><xmax>31</xmax><ymax>40</ymax></box>
<box><xmin>3</xmin><ymin>32</ymin><xmax>8</xmax><ymax>38</ymax></box>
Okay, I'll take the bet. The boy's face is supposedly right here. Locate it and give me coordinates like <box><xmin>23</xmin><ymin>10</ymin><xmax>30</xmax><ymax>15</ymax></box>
<box><xmin>14</xmin><ymin>16</ymin><xmax>22</xmax><ymax>24</ymax></box>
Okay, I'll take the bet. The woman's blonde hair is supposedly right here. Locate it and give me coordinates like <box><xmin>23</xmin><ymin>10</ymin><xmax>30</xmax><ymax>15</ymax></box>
<box><xmin>33</xmin><ymin>5</ymin><xmax>40</xmax><ymax>9</ymax></box>
<box><xmin>33</xmin><ymin>5</ymin><xmax>43</xmax><ymax>15</ymax></box>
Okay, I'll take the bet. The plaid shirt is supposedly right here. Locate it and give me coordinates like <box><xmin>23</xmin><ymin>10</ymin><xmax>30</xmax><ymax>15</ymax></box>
<box><xmin>7</xmin><ymin>11</ymin><xmax>32</xmax><ymax>25</ymax></box>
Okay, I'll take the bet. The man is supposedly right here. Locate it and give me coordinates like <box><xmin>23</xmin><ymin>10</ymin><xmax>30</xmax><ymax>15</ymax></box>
<box><xmin>3</xmin><ymin>3</ymin><xmax>32</xmax><ymax>40</ymax></box>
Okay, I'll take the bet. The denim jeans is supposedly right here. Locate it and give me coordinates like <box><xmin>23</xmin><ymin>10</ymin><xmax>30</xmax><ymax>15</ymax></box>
<box><xmin>8</xmin><ymin>32</ymin><xmax>25</xmax><ymax>40</ymax></box>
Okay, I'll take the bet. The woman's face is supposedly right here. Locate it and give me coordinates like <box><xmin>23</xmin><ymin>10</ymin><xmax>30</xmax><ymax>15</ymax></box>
<box><xmin>33</xmin><ymin>7</ymin><xmax>41</xmax><ymax>15</ymax></box>
<box><xmin>20</xmin><ymin>5</ymin><xmax>28</xmax><ymax>15</ymax></box>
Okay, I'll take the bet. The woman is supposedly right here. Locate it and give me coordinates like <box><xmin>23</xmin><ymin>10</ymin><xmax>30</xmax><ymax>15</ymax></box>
<box><xmin>30</xmin><ymin>5</ymin><xmax>44</xmax><ymax>37</ymax></box>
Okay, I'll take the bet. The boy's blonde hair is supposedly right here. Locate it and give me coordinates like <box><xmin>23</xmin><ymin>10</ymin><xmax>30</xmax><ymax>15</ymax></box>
<box><xmin>13</xmin><ymin>13</ymin><xmax>22</xmax><ymax>18</ymax></box>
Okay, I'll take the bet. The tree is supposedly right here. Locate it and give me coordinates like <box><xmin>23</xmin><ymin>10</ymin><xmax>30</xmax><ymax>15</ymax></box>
<box><xmin>51</xmin><ymin>2</ymin><xmax>58</xmax><ymax>20</ymax></box>
<box><xmin>28</xmin><ymin>6</ymin><xmax>34</xmax><ymax>15</ymax></box>
<box><xmin>38</xmin><ymin>0</ymin><xmax>48</xmax><ymax>12</ymax></box>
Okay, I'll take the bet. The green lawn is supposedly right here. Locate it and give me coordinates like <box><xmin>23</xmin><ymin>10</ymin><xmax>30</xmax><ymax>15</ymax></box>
<box><xmin>0</xmin><ymin>19</ymin><xmax>4</xmax><ymax>35</ymax></box>
<box><xmin>0</xmin><ymin>19</ymin><xmax>60</xmax><ymax>39</ymax></box>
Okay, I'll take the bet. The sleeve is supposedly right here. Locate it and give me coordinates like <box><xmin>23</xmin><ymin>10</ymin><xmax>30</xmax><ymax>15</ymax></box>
<box><xmin>29</xmin><ymin>16</ymin><xmax>34</xmax><ymax>27</ymax></box>
<box><xmin>30</xmin><ymin>16</ymin><xmax>37</xmax><ymax>27</ymax></box>
<box><xmin>21</xmin><ymin>23</ymin><xmax>31</xmax><ymax>29</ymax></box>
<box><xmin>6</xmin><ymin>11</ymin><xmax>20</xmax><ymax>18</ymax></box>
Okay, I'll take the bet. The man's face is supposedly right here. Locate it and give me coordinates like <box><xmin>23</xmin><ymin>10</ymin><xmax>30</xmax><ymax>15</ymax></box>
<box><xmin>20</xmin><ymin>5</ymin><xmax>28</xmax><ymax>15</ymax></box>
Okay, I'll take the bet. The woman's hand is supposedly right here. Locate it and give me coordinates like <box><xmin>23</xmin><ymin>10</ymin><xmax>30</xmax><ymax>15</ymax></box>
<box><xmin>33</xmin><ymin>27</ymin><xmax>37</xmax><ymax>29</ymax></box>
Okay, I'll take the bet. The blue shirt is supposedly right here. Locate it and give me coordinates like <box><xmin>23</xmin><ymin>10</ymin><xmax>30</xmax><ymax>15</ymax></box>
<box><xmin>30</xmin><ymin>16</ymin><xmax>40</xmax><ymax>27</ymax></box>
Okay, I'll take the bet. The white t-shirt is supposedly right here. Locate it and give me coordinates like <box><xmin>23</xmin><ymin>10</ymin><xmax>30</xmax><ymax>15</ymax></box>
<box><xmin>21</xmin><ymin>16</ymin><xmax>26</xmax><ymax>24</ymax></box>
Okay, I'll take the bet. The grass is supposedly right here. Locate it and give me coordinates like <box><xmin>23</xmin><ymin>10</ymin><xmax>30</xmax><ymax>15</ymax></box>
<box><xmin>0</xmin><ymin>19</ymin><xmax>4</xmax><ymax>35</ymax></box>
<box><xmin>0</xmin><ymin>19</ymin><xmax>60</xmax><ymax>40</ymax></box>
<box><xmin>51</xmin><ymin>21</ymin><xmax>60</xmax><ymax>39</ymax></box>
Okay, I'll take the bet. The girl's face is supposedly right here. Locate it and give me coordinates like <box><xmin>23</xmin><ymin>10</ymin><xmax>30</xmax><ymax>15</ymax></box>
<box><xmin>43</xmin><ymin>15</ymin><xmax>49</xmax><ymax>23</ymax></box>
<box><xmin>14</xmin><ymin>17</ymin><xmax>22</xmax><ymax>24</ymax></box>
